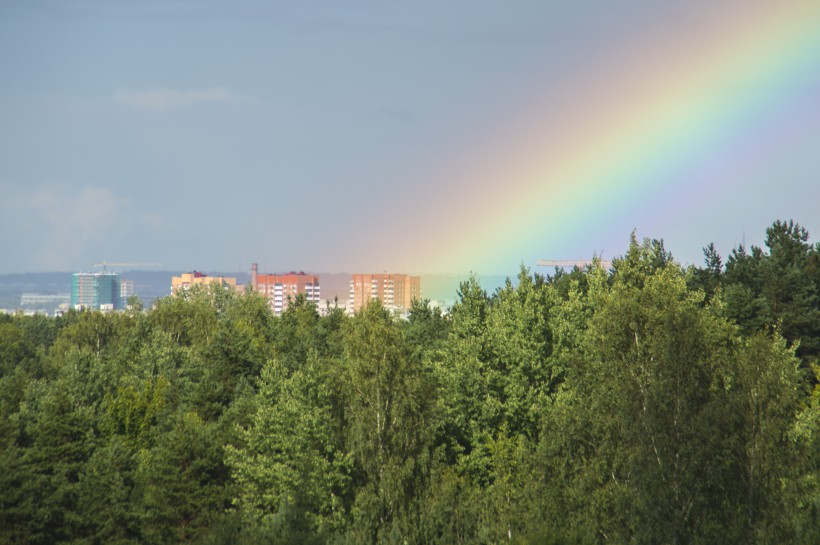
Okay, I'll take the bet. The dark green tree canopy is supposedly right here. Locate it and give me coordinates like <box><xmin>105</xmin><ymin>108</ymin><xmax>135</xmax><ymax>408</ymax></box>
<box><xmin>0</xmin><ymin>220</ymin><xmax>817</xmax><ymax>545</ymax></box>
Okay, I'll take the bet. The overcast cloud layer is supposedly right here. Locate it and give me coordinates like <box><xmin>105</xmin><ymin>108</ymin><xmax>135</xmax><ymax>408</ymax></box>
<box><xmin>1</xmin><ymin>0</ymin><xmax>818</xmax><ymax>274</ymax></box>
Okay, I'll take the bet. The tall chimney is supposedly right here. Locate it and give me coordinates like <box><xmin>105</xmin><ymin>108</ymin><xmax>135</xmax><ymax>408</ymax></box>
<box><xmin>251</xmin><ymin>262</ymin><xmax>258</xmax><ymax>290</ymax></box>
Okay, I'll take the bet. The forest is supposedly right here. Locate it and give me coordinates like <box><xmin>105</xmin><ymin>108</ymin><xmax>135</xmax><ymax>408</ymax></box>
<box><xmin>1</xmin><ymin>220</ymin><xmax>818</xmax><ymax>545</ymax></box>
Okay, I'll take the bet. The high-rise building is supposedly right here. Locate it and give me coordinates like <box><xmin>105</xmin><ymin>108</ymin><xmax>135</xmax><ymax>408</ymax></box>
<box><xmin>171</xmin><ymin>271</ymin><xmax>237</xmax><ymax>293</ymax></box>
<box><xmin>348</xmin><ymin>273</ymin><xmax>421</xmax><ymax>314</ymax></box>
<box><xmin>120</xmin><ymin>279</ymin><xmax>135</xmax><ymax>301</ymax></box>
<box><xmin>251</xmin><ymin>263</ymin><xmax>320</xmax><ymax>315</ymax></box>
<box><xmin>71</xmin><ymin>272</ymin><xmax>122</xmax><ymax>311</ymax></box>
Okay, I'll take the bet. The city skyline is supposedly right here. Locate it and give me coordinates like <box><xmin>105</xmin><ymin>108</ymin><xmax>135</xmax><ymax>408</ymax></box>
<box><xmin>2</xmin><ymin>1</ymin><xmax>819</xmax><ymax>275</ymax></box>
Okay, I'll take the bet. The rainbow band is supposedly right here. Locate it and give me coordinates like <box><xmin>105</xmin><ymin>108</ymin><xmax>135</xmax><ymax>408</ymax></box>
<box><xmin>419</xmin><ymin>1</ymin><xmax>820</xmax><ymax>274</ymax></box>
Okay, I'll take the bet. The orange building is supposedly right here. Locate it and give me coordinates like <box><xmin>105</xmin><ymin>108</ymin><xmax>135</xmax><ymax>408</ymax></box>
<box><xmin>348</xmin><ymin>273</ymin><xmax>421</xmax><ymax>314</ymax></box>
<box><xmin>250</xmin><ymin>263</ymin><xmax>320</xmax><ymax>315</ymax></box>
<box><xmin>171</xmin><ymin>271</ymin><xmax>237</xmax><ymax>293</ymax></box>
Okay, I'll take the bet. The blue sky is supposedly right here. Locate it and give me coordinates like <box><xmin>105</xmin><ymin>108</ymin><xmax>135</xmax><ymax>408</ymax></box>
<box><xmin>1</xmin><ymin>1</ymin><xmax>818</xmax><ymax>274</ymax></box>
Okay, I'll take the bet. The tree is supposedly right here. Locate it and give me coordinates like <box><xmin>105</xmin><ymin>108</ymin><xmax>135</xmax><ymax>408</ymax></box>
<box><xmin>722</xmin><ymin>220</ymin><xmax>820</xmax><ymax>370</ymax></box>
<box><xmin>17</xmin><ymin>378</ymin><xmax>95</xmax><ymax>544</ymax></box>
<box><xmin>729</xmin><ymin>334</ymin><xmax>802</xmax><ymax>542</ymax></box>
<box><xmin>436</xmin><ymin>276</ymin><xmax>491</xmax><ymax>478</ymax></box>
<box><xmin>688</xmin><ymin>242</ymin><xmax>723</xmax><ymax>303</ymax></box>
<box><xmin>341</xmin><ymin>300</ymin><xmax>437</xmax><ymax>544</ymax></box>
<box><xmin>402</xmin><ymin>299</ymin><xmax>450</xmax><ymax>363</ymax></box>
<box><xmin>787</xmin><ymin>364</ymin><xmax>820</xmax><ymax>544</ymax></box>
<box><xmin>538</xmin><ymin>236</ymin><xmax>805</xmax><ymax>544</ymax></box>
<box><xmin>136</xmin><ymin>411</ymin><xmax>233</xmax><ymax>545</ymax></box>
<box><xmin>75</xmin><ymin>435</ymin><xmax>141</xmax><ymax>545</ymax></box>
<box><xmin>482</xmin><ymin>267</ymin><xmax>556</xmax><ymax>441</ymax></box>
<box><xmin>228</xmin><ymin>354</ymin><xmax>350</xmax><ymax>542</ymax></box>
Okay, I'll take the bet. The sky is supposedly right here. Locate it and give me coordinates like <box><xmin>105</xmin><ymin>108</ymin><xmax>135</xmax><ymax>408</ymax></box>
<box><xmin>1</xmin><ymin>0</ymin><xmax>819</xmax><ymax>275</ymax></box>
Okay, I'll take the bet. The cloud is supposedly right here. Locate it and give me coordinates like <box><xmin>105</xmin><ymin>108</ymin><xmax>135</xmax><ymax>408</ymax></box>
<box><xmin>27</xmin><ymin>186</ymin><xmax>129</xmax><ymax>269</ymax></box>
<box><xmin>113</xmin><ymin>86</ymin><xmax>248</xmax><ymax>111</ymax></box>
<box><xmin>0</xmin><ymin>183</ymin><xmax>165</xmax><ymax>271</ymax></box>
<box><xmin>32</xmin><ymin>185</ymin><xmax>123</xmax><ymax>235</ymax></box>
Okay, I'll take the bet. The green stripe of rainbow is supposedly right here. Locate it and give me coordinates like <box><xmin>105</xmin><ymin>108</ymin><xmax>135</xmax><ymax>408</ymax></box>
<box><xmin>416</xmin><ymin>1</ymin><xmax>820</xmax><ymax>274</ymax></box>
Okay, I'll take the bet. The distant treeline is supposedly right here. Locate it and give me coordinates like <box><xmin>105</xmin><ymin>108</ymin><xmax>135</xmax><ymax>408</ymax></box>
<box><xmin>1</xmin><ymin>220</ymin><xmax>818</xmax><ymax>544</ymax></box>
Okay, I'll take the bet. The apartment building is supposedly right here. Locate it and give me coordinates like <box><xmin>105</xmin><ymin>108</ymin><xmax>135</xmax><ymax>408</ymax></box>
<box><xmin>171</xmin><ymin>271</ymin><xmax>238</xmax><ymax>293</ymax></box>
<box><xmin>250</xmin><ymin>263</ymin><xmax>320</xmax><ymax>315</ymax></box>
<box><xmin>348</xmin><ymin>273</ymin><xmax>421</xmax><ymax>314</ymax></box>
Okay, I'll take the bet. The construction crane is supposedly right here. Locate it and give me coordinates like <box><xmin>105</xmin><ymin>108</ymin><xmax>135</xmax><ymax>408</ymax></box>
<box><xmin>92</xmin><ymin>261</ymin><xmax>162</xmax><ymax>271</ymax></box>
<box><xmin>536</xmin><ymin>259</ymin><xmax>612</xmax><ymax>269</ymax></box>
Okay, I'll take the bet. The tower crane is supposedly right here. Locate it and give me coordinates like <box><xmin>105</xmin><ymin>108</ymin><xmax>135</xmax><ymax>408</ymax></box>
<box><xmin>536</xmin><ymin>259</ymin><xmax>612</xmax><ymax>269</ymax></box>
<box><xmin>92</xmin><ymin>261</ymin><xmax>162</xmax><ymax>271</ymax></box>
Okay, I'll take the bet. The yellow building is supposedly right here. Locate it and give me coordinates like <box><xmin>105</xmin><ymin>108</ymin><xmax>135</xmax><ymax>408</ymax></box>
<box><xmin>348</xmin><ymin>273</ymin><xmax>421</xmax><ymax>314</ymax></box>
<box><xmin>171</xmin><ymin>271</ymin><xmax>237</xmax><ymax>293</ymax></box>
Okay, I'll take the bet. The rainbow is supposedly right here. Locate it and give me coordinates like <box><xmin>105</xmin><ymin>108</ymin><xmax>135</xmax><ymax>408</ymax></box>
<box><xmin>409</xmin><ymin>1</ymin><xmax>820</xmax><ymax>275</ymax></box>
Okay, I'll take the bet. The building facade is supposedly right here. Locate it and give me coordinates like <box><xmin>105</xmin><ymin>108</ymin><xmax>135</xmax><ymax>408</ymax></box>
<box><xmin>348</xmin><ymin>273</ymin><xmax>421</xmax><ymax>314</ymax></box>
<box><xmin>120</xmin><ymin>279</ymin><xmax>135</xmax><ymax>301</ymax></box>
<box><xmin>251</xmin><ymin>263</ymin><xmax>320</xmax><ymax>315</ymax></box>
<box><xmin>171</xmin><ymin>271</ymin><xmax>237</xmax><ymax>293</ymax></box>
<box><xmin>71</xmin><ymin>272</ymin><xmax>122</xmax><ymax>311</ymax></box>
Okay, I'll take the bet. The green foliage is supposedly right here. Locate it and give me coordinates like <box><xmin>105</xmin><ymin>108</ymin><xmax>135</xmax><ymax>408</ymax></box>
<box><xmin>75</xmin><ymin>436</ymin><xmax>141</xmax><ymax>545</ymax></box>
<box><xmin>0</xmin><ymin>319</ymin><xmax>38</xmax><ymax>377</ymax></box>
<box><xmin>402</xmin><ymin>298</ymin><xmax>450</xmax><ymax>362</ymax></box>
<box><xmin>137</xmin><ymin>411</ymin><xmax>233</xmax><ymax>545</ymax></box>
<box><xmin>228</xmin><ymin>355</ymin><xmax>350</xmax><ymax>539</ymax></box>
<box><xmin>719</xmin><ymin>220</ymin><xmax>820</xmax><ymax>369</ymax></box>
<box><xmin>18</xmin><ymin>378</ymin><xmax>96</xmax><ymax>544</ymax></box>
<box><xmin>341</xmin><ymin>300</ymin><xmax>437</xmax><ymax>544</ymax></box>
<box><xmin>0</xmin><ymin>220</ymin><xmax>817</xmax><ymax>544</ymax></box>
<box><xmin>102</xmin><ymin>377</ymin><xmax>168</xmax><ymax>448</ymax></box>
<box><xmin>787</xmin><ymin>364</ymin><xmax>820</xmax><ymax>544</ymax></box>
<box><xmin>687</xmin><ymin>242</ymin><xmax>723</xmax><ymax>303</ymax></box>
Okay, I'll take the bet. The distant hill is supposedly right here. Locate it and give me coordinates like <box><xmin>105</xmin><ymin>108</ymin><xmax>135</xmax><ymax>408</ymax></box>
<box><xmin>0</xmin><ymin>272</ymin><xmax>72</xmax><ymax>310</ymax></box>
<box><xmin>0</xmin><ymin>272</ymin><xmax>72</xmax><ymax>295</ymax></box>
